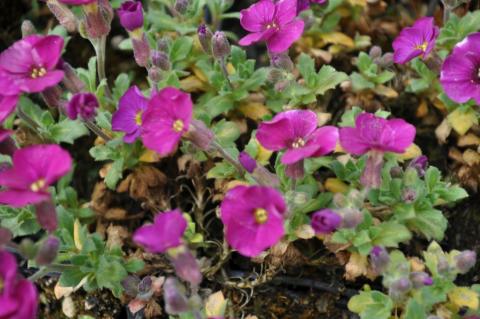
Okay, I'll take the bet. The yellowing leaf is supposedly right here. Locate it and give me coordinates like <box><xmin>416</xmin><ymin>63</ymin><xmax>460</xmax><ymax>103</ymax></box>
<box><xmin>320</xmin><ymin>32</ymin><xmax>355</xmax><ymax>49</ymax></box>
<box><xmin>192</xmin><ymin>67</ymin><xmax>208</xmax><ymax>83</ymax></box>
<box><xmin>448</xmin><ymin>287</ymin><xmax>479</xmax><ymax>310</ymax></box>
<box><xmin>205</xmin><ymin>291</ymin><xmax>228</xmax><ymax>317</ymax></box>
<box><xmin>373</xmin><ymin>85</ymin><xmax>398</xmax><ymax>98</ymax></box>
<box><xmin>73</xmin><ymin>219</ymin><xmax>83</xmax><ymax>251</ymax></box>
<box><xmin>345</xmin><ymin>252</ymin><xmax>368</xmax><ymax>280</ymax></box>
<box><xmin>139</xmin><ymin>149</ymin><xmax>162</xmax><ymax>163</ymax></box>
<box><xmin>325</xmin><ymin>178</ymin><xmax>349</xmax><ymax>193</ymax></box>
<box><xmin>256</xmin><ymin>143</ymin><xmax>272</xmax><ymax>165</ymax></box>
<box><xmin>397</xmin><ymin>144</ymin><xmax>422</xmax><ymax>161</ymax></box>
<box><xmin>226</xmin><ymin>63</ymin><xmax>236</xmax><ymax>75</ymax></box>
<box><xmin>180</xmin><ymin>75</ymin><xmax>207</xmax><ymax>92</ymax></box>
<box><xmin>348</xmin><ymin>0</ymin><xmax>367</xmax><ymax>6</ymax></box>
<box><xmin>238</xmin><ymin>102</ymin><xmax>271</xmax><ymax>120</ymax></box>
<box><xmin>447</xmin><ymin>108</ymin><xmax>478</xmax><ymax>136</ymax></box>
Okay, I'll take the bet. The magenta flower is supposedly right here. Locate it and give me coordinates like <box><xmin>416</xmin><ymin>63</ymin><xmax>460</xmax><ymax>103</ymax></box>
<box><xmin>339</xmin><ymin>113</ymin><xmax>415</xmax><ymax>188</ymax></box>
<box><xmin>392</xmin><ymin>17</ymin><xmax>439</xmax><ymax>64</ymax></box>
<box><xmin>141</xmin><ymin>87</ymin><xmax>192</xmax><ymax>156</ymax></box>
<box><xmin>311</xmin><ymin>209</ymin><xmax>342</xmax><ymax>234</ymax></box>
<box><xmin>256</xmin><ymin>110</ymin><xmax>338</xmax><ymax>178</ymax></box>
<box><xmin>297</xmin><ymin>0</ymin><xmax>328</xmax><ymax>13</ymax></box>
<box><xmin>112</xmin><ymin>86</ymin><xmax>148</xmax><ymax>143</ymax></box>
<box><xmin>66</xmin><ymin>92</ymin><xmax>99</xmax><ymax>120</ymax></box>
<box><xmin>0</xmin><ymin>35</ymin><xmax>64</xmax><ymax>94</ymax></box>
<box><xmin>0</xmin><ymin>144</ymin><xmax>72</xmax><ymax>207</ymax></box>
<box><xmin>0</xmin><ymin>94</ymin><xmax>19</xmax><ymax>124</ymax></box>
<box><xmin>0</xmin><ymin>250</ymin><xmax>38</xmax><ymax>319</ymax></box>
<box><xmin>133</xmin><ymin>209</ymin><xmax>187</xmax><ymax>253</ymax></box>
<box><xmin>117</xmin><ymin>0</ymin><xmax>144</xmax><ymax>32</ymax></box>
<box><xmin>220</xmin><ymin>185</ymin><xmax>287</xmax><ymax>257</ymax></box>
<box><xmin>239</xmin><ymin>151</ymin><xmax>257</xmax><ymax>173</ymax></box>
<box><xmin>339</xmin><ymin>113</ymin><xmax>415</xmax><ymax>156</ymax></box>
<box><xmin>440</xmin><ymin>32</ymin><xmax>480</xmax><ymax>104</ymax></box>
<box><xmin>239</xmin><ymin>0</ymin><xmax>305</xmax><ymax>53</ymax></box>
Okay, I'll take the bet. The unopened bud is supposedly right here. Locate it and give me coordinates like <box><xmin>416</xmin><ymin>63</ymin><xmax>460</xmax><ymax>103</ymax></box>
<box><xmin>19</xmin><ymin>238</ymin><xmax>38</xmax><ymax>260</ymax></box>
<box><xmin>21</xmin><ymin>20</ymin><xmax>37</xmax><ymax>37</ymax></box>
<box><xmin>402</xmin><ymin>187</ymin><xmax>417</xmax><ymax>203</ymax></box>
<box><xmin>34</xmin><ymin>199</ymin><xmax>58</xmax><ymax>232</ymax></box>
<box><xmin>437</xmin><ymin>256</ymin><xmax>450</xmax><ymax>274</ymax></box>
<box><xmin>455</xmin><ymin>250</ymin><xmax>476</xmax><ymax>274</ymax></box>
<box><xmin>137</xmin><ymin>276</ymin><xmax>153</xmax><ymax>300</ymax></box>
<box><xmin>157</xmin><ymin>38</ymin><xmax>169</xmax><ymax>52</ymax></box>
<box><xmin>370</xmin><ymin>246</ymin><xmax>390</xmax><ymax>274</ymax></box>
<box><xmin>198</xmin><ymin>24</ymin><xmax>213</xmax><ymax>55</ymax></box>
<box><xmin>60</xmin><ymin>61</ymin><xmax>85</xmax><ymax>93</ymax></box>
<box><xmin>379</xmin><ymin>53</ymin><xmax>394</xmax><ymax>68</ymax></box>
<box><xmin>168</xmin><ymin>247</ymin><xmax>202</xmax><ymax>286</ymax></box>
<box><xmin>174</xmin><ymin>0</ymin><xmax>190</xmax><ymax>14</ymax></box>
<box><xmin>390</xmin><ymin>166</ymin><xmax>403</xmax><ymax>178</ymax></box>
<box><xmin>46</xmin><ymin>0</ymin><xmax>77</xmax><ymax>32</ymax></box>
<box><xmin>389</xmin><ymin>277</ymin><xmax>411</xmax><ymax>300</ymax></box>
<box><xmin>369</xmin><ymin>45</ymin><xmax>382</xmax><ymax>59</ymax></box>
<box><xmin>340</xmin><ymin>208</ymin><xmax>363</xmax><ymax>229</ymax></box>
<box><xmin>0</xmin><ymin>227</ymin><xmax>12</xmax><ymax>247</ymax></box>
<box><xmin>270</xmin><ymin>53</ymin><xmax>294</xmax><ymax>72</ymax></box>
<box><xmin>83</xmin><ymin>1</ymin><xmax>111</xmax><ymax>39</ymax></box>
<box><xmin>163</xmin><ymin>277</ymin><xmax>189</xmax><ymax>314</ymax></box>
<box><xmin>121</xmin><ymin>275</ymin><xmax>140</xmax><ymax>297</ymax></box>
<box><xmin>131</xmin><ymin>33</ymin><xmax>151</xmax><ymax>67</ymax></box>
<box><xmin>267</xmin><ymin>68</ymin><xmax>284</xmax><ymax>83</ymax></box>
<box><xmin>409</xmin><ymin>155</ymin><xmax>428</xmax><ymax>177</ymax></box>
<box><xmin>148</xmin><ymin>66</ymin><xmax>162</xmax><ymax>83</ymax></box>
<box><xmin>410</xmin><ymin>271</ymin><xmax>433</xmax><ymax>288</ymax></box>
<box><xmin>36</xmin><ymin>235</ymin><xmax>60</xmax><ymax>265</ymax></box>
<box><xmin>239</xmin><ymin>152</ymin><xmax>257</xmax><ymax>173</ymax></box>
<box><xmin>185</xmin><ymin>120</ymin><xmax>214</xmax><ymax>151</ymax></box>
<box><xmin>212</xmin><ymin>31</ymin><xmax>231</xmax><ymax>59</ymax></box>
<box><xmin>151</xmin><ymin>50</ymin><xmax>171</xmax><ymax>71</ymax></box>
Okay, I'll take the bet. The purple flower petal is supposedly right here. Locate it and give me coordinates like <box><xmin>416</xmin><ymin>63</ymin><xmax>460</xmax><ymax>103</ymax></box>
<box><xmin>240</xmin><ymin>0</ymin><xmax>276</xmax><ymax>33</ymax></box>
<box><xmin>112</xmin><ymin>85</ymin><xmax>148</xmax><ymax>143</ymax></box>
<box><xmin>266</xmin><ymin>19</ymin><xmax>304</xmax><ymax>53</ymax></box>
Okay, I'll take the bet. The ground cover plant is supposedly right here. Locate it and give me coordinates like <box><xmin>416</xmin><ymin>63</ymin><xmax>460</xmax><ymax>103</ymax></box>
<box><xmin>1</xmin><ymin>0</ymin><xmax>480</xmax><ymax>318</ymax></box>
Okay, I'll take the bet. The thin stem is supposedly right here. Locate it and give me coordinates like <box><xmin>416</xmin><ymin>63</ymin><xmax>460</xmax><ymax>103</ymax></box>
<box><xmin>28</xmin><ymin>264</ymin><xmax>73</xmax><ymax>281</ymax></box>
<box><xmin>443</xmin><ymin>3</ymin><xmax>451</xmax><ymax>23</ymax></box>
<box><xmin>84</xmin><ymin>119</ymin><xmax>112</xmax><ymax>142</ymax></box>
<box><xmin>219</xmin><ymin>57</ymin><xmax>234</xmax><ymax>90</ymax></box>
<box><xmin>92</xmin><ymin>36</ymin><xmax>112</xmax><ymax>98</ymax></box>
<box><xmin>16</xmin><ymin>107</ymin><xmax>41</xmax><ymax>132</ymax></box>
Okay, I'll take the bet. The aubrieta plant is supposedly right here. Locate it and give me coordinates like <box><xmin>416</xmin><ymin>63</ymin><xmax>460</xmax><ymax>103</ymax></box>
<box><xmin>0</xmin><ymin>0</ymin><xmax>478</xmax><ymax>318</ymax></box>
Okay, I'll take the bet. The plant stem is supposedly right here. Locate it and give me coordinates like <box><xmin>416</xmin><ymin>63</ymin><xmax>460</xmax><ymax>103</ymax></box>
<box><xmin>92</xmin><ymin>36</ymin><xmax>112</xmax><ymax>98</ymax></box>
<box><xmin>219</xmin><ymin>58</ymin><xmax>233</xmax><ymax>90</ymax></box>
<box><xmin>16</xmin><ymin>107</ymin><xmax>41</xmax><ymax>132</ymax></box>
<box><xmin>28</xmin><ymin>264</ymin><xmax>73</xmax><ymax>281</ymax></box>
<box><xmin>84</xmin><ymin>120</ymin><xmax>112</xmax><ymax>142</ymax></box>
<box><xmin>443</xmin><ymin>3</ymin><xmax>451</xmax><ymax>23</ymax></box>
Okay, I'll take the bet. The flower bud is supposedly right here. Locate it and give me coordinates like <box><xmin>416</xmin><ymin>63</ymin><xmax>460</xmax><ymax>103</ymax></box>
<box><xmin>270</xmin><ymin>53</ymin><xmax>294</xmax><ymax>72</ymax></box>
<box><xmin>455</xmin><ymin>250</ymin><xmax>476</xmax><ymax>274</ymax></box>
<box><xmin>0</xmin><ymin>227</ymin><xmax>12</xmax><ymax>247</ymax></box>
<box><xmin>21</xmin><ymin>20</ymin><xmax>37</xmax><ymax>37</ymax></box>
<box><xmin>389</xmin><ymin>277</ymin><xmax>411</xmax><ymax>300</ymax></box>
<box><xmin>151</xmin><ymin>50</ymin><xmax>171</xmax><ymax>71</ymax></box>
<box><xmin>167</xmin><ymin>247</ymin><xmax>202</xmax><ymax>286</ymax></box>
<box><xmin>121</xmin><ymin>275</ymin><xmax>141</xmax><ymax>297</ymax></box>
<box><xmin>42</xmin><ymin>86</ymin><xmax>62</xmax><ymax>108</ymax></box>
<box><xmin>340</xmin><ymin>208</ymin><xmax>363</xmax><ymax>229</ymax></box>
<box><xmin>83</xmin><ymin>1</ymin><xmax>111</xmax><ymax>39</ymax></box>
<box><xmin>117</xmin><ymin>0</ymin><xmax>144</xmax><ymax>32</ymax></box>
<box><xmin>361</xmin><ymin>150</ymin><xmax>384</xmax><ymax>189</ymax></box>
<box><xmin>46</xmin><ymin>0</ymin><xmax>77</xmax><ymax>32</ymax></box>
<box><xmin>212</xmin><ymin>31</ymin><xmax>231</xmax><ymax>59</ymax></box>
<box><xmin>408</xmin><ymin>155</ymin><xmax>428</xmax><ymax>177</ymax></box>
<box><xmin>19</xmin><ymin>238</ymin><xmax>38</xmax><ymax>260</ymax></box>
<box><xmin>148</xmin><ymin>66</ymin><xmax>162</xmax><ymax>83</ymax></box>
<box><xmin>267</xmin><ymin>68</ymin><xmax>284</xmax><ymax>83</ymax></box>
<box><xmin>131</xmin><ymin>33</ymin><xmax>151</xmax><ymax>67</ymax></box>
<box><xmin>402</xmin><ymin>187</ymin><xmax>417</xmax><ymax>203</ymax></box>
<box><xmin>163</xmin><ymin>277</ymin><xmax>189</xmax><ymax>314</ymax></box>
<box><xmin>198</xmin><ymin>24</ymin><xmax>213</xmax><ymax>55</ymax></box>
<box><xmin>34</xmin><ymin>199</ymin><xmax>58</xmax><ymax>232</ymax></box>
<box><xmin>311</xmin><ymin>209</ymin><xmax>342</xmax><ymax>234</ymax></box>
<box><xmin>379</xmin><ymin>53</ymin><xmax>394</xmax><ymax>68</ymax></box>
<box><xmin>60</xmin><ymin>61</ymin><xmax>86</xmax><ymax>93</ymax></box>
<box><xmin>66</xmin><ymin>92</ymin><xmax>99</xmax><ymax>121</ymax></box>
<box><xmin>185</xmin><ymin>120</ymin><xmax>214</xmax><ymax>151</ymax></box>
<box><xmin>137</xmin><ymin>276</ymin><xmax>154</xmax><ymax>300</ymax></box>
<box><xmin>410</xmin><ymin>271</ymin><xmax>433</xmax><ymax>288</ymax></box>
<box><xmin>174</xmin><ymin>0</ymin><xmax>190</xmax><ymax>14</ymax></box>
<box><xmin>390</xmin><ymin>166</ymin><xmax>402</xmax><ymax>178</ymax></box>
<box><xmin>157</xmin><ymin>38</ymin><xmax>169</xmax><ymax>52</ymax></box>
<box><xmin>239</xmin><ymin>152</ymin><xmax>257</xmax><ymax>173</ymax></box>
<box><xmin>370</xmin><ymin>246</ymin><xmax>390</xmax><ymax>274</ymax></box>
<box><xmin>369</xmin><ymin>45</ymin><xmax>382</xmax><ymax>59</ymax></box>
<box><xmin>36</xmin><ymin>235</ymin><xmax>60</xmax><ymax>265</ymax></box>
<box><xmin>274</xmin><ymin>80</ymin><xmax>289</xmax><ymax>92</ymax></box>
<box><xmin>437</xmin><ymin>256</ymin><xmax>450</xmax><ymax>274</ymax></box>
<box><xmin>285</xmin><ymin>161</ymin><xmax>304</xmax><ymax>179</ymax></box>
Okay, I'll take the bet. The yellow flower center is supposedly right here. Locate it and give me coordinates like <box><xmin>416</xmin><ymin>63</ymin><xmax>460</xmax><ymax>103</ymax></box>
<box><xmin>265</xmin><ymin>22</ymin><xmax>278</xmax><ymax>30</ymax></box>
<box><xmin>30</xmin><ymin>179</ymin><xmax>46</xmax><ymax>192</ymax></box>
<box><xmin>31</xmin><ymin>67</ymin><xmax>47</xmax><ymax>79</ymax></box>
<box><xmin>415</xmin><ymin>41</ymin><xmax>428</xmax><ymax>52</ymax></box>
<box><xmin>172</xmin><ymin>119</ymin><xmax>184</xmax><ymax>133</ymax></box>
<box><xmin>292</xmin><ymin>137</ymin><xmax>305</xmax><ymax>149</ymax></box>
<box><xmin>135</xmin><ymin>111</ymin><xmax>143</xmax><ymax>126</ymax></box>
<box><xmin>254</xmin><ymin>208</ymin><xmax>268</xmax><ymax>224</ymax></box>
<box><xmin>83</xmin><ymin>2</ymin><xmax>98</xmax><ymax>14</ymax></box>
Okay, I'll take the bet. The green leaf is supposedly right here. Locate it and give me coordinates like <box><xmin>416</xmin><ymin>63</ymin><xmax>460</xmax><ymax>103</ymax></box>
<box><xmin>124</xmin><ymin>258</ymin><xmax>145</xmax><ymax>273</ymax></box>
<box><xmin>169</xmin><ymin>37</ymin><xmax>193</xmax><ymax>63</ymax></box>
<box><xmin>351</xmin><ymin>72</ymin><xmax>375</xmax><ymax>91</ymax></box>
<box><xmin>404</xmin><ymin>299</ymin><xmax>427</xmax><ymax>319</ymax></box>
<box><xmin>298</xmin><ymin>53</ymin><xmax>316</xmax><ymax>86</ymax></box>
<box><xmin>207</xmin><ymin>161</ymin><xmax>237</xmax><ymax>179</ymax></box>
<box><xmin>96</xmin><ymin>257</ymin><xmax>128</xmax><ymax>296</ymax></box>
<box><xmin>314</xmin><ymin>65</ymin><xmax>348</xmax><ymax>95</ymax></box>
<box><xmin>49</xmin><ymin>119</ymin><xmax>89</xmax><ymax>144</ymax></box>
<box><xmin>212</xmin><ymin>120</ymin><xmax>241</xmax><ymax>146</ymax></box>
<box><xmin>59</xmin><ymin>267</ymin><xmax>86</xmax><ymax>287</ymax></box>
<box><xmin>105</xmin><ymin>159</ymin><xmax>124</xmax><ymax>190</ymax></box>
<box><xmin>348</xmin><ymin>290</ymin><xmax>393</xmax><ymax>319</ymax></box>
<box><xmin>407</xmin><ymin>207</ymin><xmax>447</xmax><ymax>241</ymax></box>
<box><xmin>371</xmin><ymin>221</ymin><xmax>411</xmax><ymax>247</ymax></box>
<box><xmin>0</xmin><ymin>206</ymin><xmax>40</xmax><ymax>237</ymax></box>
